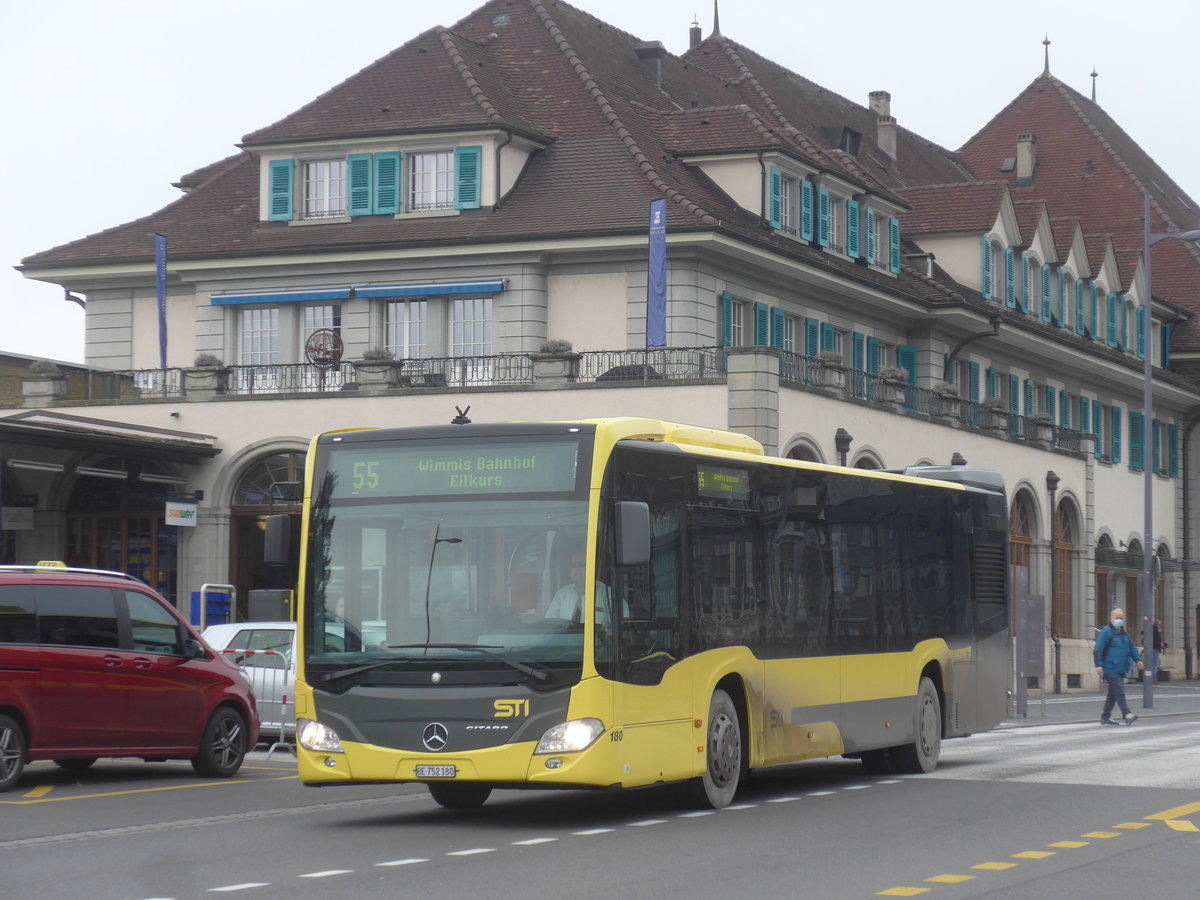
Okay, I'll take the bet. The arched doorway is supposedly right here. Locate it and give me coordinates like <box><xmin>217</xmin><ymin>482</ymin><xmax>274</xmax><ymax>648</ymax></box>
<box><xmin>65</xmin><ymin>458</ymin><xmax>180</xmax><ymax>603</ymax></box>
<box><xmin>229</xmin><ymin>451</ymin><xmax>304</xmax><ymax>619</ymax></box>
<box><xmin>1052</xmin><ymin>501</ymin><xmax>1075</xmax><ymax>638</ymax></box>
<box><xmin>1096</xmin><ymin>534</ymin><xmax>1114</xmax><ymax>628</ymax></box>
<box><xmin>1124</xmin><ymin>540</ymin><xmax>1143</xmax><ymax>628</ymax></box>
<box><xmin>785</xmin><ymin>441</ymin><xmax>823</xmax><ymax>463</ymax></box>
<box><xmin>1009</xmin><ymin>491</ymin><xmax>1035</xmax><ymax>630</ymax></box>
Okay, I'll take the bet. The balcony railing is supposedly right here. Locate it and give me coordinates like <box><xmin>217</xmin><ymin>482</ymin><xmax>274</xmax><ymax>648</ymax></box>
<box><xmin>576</xmin><ymin>347</ymin><xmax>724</xmax><ymax>383</ymax></box>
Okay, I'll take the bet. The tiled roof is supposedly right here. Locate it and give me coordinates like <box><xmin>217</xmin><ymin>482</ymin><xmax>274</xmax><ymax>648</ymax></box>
<box><xmin>1012</xmin><ymin>200</ymin><xmax>1047</xmax><ymax>253</ymax></box>
<box><xmin>959</xmin><ymin>72</ymin><xmax>1200</xmax><ymax>345</ymax></box>
<box><xmin>897</xmin><ymin>182</ymin><xmax>1008</xmax><ymax>234</ymax></box>
<box><xmin>647</xmin><ymin>105</ymin><xmax>782</xmax><ymax>155</ymax></box>
<box><xmin>1048</xmin><ymin>216</ymin><xmax>1083</xmax><ymax>266</ymax></box>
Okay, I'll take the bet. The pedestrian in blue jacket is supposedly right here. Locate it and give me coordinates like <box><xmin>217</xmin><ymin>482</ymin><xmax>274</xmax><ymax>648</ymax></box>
<box><xmin>1094</xmin><ymin>608</ymin><xmax>1144</xmax><ymax>725</ymax></box>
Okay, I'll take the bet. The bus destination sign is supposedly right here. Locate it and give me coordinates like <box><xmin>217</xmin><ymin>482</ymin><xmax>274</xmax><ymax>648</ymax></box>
<box><xmin>696</xmin><ymin>465</ymin><xmax>750</xmax><ymax>501</ymax></box>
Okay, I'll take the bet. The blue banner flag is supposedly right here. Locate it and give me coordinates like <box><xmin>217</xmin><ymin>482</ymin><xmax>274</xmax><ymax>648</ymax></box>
<box><xmin>646</xmin><ymin>199</ymin><xmax>667</xmax><ymax>348</ymax></box>
<box><xmin>154</xmin><ymin>233</ymin><xmax>168</xmax><ymax>369</ymax></box>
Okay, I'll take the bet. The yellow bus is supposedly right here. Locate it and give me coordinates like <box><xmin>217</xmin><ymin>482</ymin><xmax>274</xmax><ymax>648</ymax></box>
<box><xmin>278</xmin><ymin>418</ymin><xmax>1009</xmax><ymax>809</ymax></box>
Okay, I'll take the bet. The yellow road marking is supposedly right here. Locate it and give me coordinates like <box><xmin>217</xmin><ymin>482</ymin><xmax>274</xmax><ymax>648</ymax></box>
<box><xmin>22</xmin><ymin>785</ymin><xmax>53</xmax><ymax>799</ymax></box>
<box><xmin>1082</xmin><ymin>831</ymin><xmax>1120</xmax><ymax>839</ymax></box>
<box><xmin>1048</xmin><ymin>841</ymin><xmax>1089</xmax><ymax>848</ymax></box>
<box><xmin>1166</xmin><ymin>820</ymin><xmax>1200</xmax><ymax>833</ymax></box>
<box><xmin>971</xmin><ymin>862</ymin><xmax>1017</xmax><ymax>871</ymax></box>
<box><xmin>1012</xmin><ymin>851</ymin><xmax>1055</xmax><ymax>859</ymax></box>
<box><xmin>925</xmin><ymin>874</ymin><xmax>974</xmax><ymax>883</ymax></box>
<box><xmin>876</xmin><ymin>889</ymin><xmax>929</xmax><ymax>897</ymax></box>
<box><xmin>0</xmin><ymin>774</ymin><xmax>297</xmax><ymax>804</ymax></box>
<box><xmin>1114</xmin><ymin>822</ymin><xmax>1150</xmax><ymax>829</ymax></box>
<box><xmin>1146</xmin><ymin>801</ymin><xmax>1200</xmax><ymax>821</ymax></box>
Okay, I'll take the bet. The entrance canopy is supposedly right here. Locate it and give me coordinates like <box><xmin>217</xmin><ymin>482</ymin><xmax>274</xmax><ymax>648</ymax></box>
<box><xmin>0</xmin><ymin>410</ymin><xmax>220</xmax><ymax>465</ymax></box>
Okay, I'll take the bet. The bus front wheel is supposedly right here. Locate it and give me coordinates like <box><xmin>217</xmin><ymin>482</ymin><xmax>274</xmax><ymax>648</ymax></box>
<box><xmin>690</xmin><ymin>689</ymin><xmax>741</xmax><ymax>809</ymax></box>
<box><xmin>428</xmin><ymin>781</ymin><xmax>492</xmax><ymax>809</ymax></box>
<box><xmin>890</xmin><ymin>677</ymin><xmax>941</xmax><ymax>774</ymax></box>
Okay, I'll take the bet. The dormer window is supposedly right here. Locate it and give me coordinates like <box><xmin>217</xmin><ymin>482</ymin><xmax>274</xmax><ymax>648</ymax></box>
<box><xmin>303</xmin><ymin>159</ymin><xmax>347</xmax><ymax>219</ymax></box>
<box><xmin>410</xmin><ymin>151</ymin><xmax>455</xmax><ymax>211</ymax></box>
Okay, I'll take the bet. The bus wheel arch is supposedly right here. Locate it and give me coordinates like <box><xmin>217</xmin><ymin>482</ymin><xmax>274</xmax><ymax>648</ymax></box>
<box><xmin>689</xmin><ymin>676</ymin><xmax>748</xmax><ymax>809</ymax></box>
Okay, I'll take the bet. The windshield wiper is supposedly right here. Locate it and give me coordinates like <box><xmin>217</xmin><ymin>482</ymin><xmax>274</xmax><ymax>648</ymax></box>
<box><xmin>386</xmin><ymin>643</ymin><xmax>550</xmax><ymax>682</ymax></box>
<box><xmin>319</xmin><ymin>656</ymin><xmax>418</xmax><ymax>684</ymax></box>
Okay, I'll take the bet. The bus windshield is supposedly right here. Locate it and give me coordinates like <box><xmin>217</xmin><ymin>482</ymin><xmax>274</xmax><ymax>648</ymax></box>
<box><xmin>303</xmin><ymin>436</ymin><xmax>592</xmax><ymax>678</ymax></box>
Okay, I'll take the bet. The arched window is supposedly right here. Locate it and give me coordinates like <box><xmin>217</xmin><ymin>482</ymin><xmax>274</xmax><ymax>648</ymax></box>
<box><xmin>1095</xmin><ymin>535</ymin><xmax>1114</xmax><ymax>628</ymax></box>
<box><xmin>785</xmin><ymin>441</ymin><xmax>823</xmax><ymax>464</ymax></box>
<box><xmin>1124</xmin><ymin>540</ymin><xmax>1143</xmax><ymax>627</ymax></box>
<box><xmin>1010</xmin><ymin>492</ymin><xmax>1035</xmax><ymax>630</ymax></box>
<box><xmin>1052</xmin><ymin>502</ymin><xmax>1075</xmax><ymax>638</ymax></box>
<box><xmin>230</xmin><ymin>451</ymin><xmax>306</xmax><ymax>618</ymax></box>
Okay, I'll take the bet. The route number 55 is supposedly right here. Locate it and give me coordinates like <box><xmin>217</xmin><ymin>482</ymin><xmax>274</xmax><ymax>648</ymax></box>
<box><xmin>352</xmin><ymin>461</ymin><xmax>380</xmax><ymax>490</ymax></box>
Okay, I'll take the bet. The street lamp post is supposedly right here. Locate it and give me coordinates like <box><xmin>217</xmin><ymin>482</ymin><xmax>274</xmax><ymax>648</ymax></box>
<box><xmin>1141</xmin><ymin>193</ymin><xmax>1200</xmax><ymax>707</ymax></box>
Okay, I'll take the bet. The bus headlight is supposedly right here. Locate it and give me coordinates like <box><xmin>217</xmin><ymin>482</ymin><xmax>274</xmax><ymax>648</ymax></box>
<box><xmin>298</xmin><ymin>718</ymin><xmax>344</xmax><ymax>753</ymax></box>
<box><xmin>535</xmin><ymin>718</ymin><xmax>605</xmax><ymax>754</ymax></box>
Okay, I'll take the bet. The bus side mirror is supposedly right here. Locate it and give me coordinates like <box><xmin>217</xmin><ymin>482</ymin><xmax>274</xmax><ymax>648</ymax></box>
<box><xmin>264</xmin><ymin>514</ymin><xmax>291</xmax><ymax>567</ymax></box>
<box><xmin>615</xmin><ymin>501</ymin><xmax>651</xmax><ymax>567</ymax></box>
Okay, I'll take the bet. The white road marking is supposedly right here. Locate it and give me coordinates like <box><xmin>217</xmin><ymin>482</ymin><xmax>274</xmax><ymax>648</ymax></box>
<box><xmin>807</xmin><ymin>790</ymin><xmax>836</xmax><ymax>796</ymax></box>
<box><xmin>513</xmin><ymin>837</ymin><xmax>558</xmax><ymax>845</ymax></box>
<box><xmin>678</xmin><ymin>811</ymin><xmax>714</xmax><ymax>817</ymax></box>
<box><xmin>629</xmin><ymin>819</ymin><xmax>667</xmax><ymax>826</ymax></box>
<box><xmin>208</xmin><ymin>886</ymin><xmax>270</xmax><ymax>894</ymax></box>
<box><xmin>375</xmin><ymin>858</ymin><xmax>429</xmax><ymax>866</ymax></box>
<box><xmin>300</xmin><ymin>870</ymin><xmax>353</xmax><ymax>878</ymax></box>
<box><xmin>573</xmin><ymin>827</ymin><xmax>615</xmax><ymax>835</ymax></box>
<box><xmin>724</xmin><ymin>803</ymin><xmax>756</xmax><ymax>810</ymax></box>
<box><xmin>447</xmin><ymin>848</ymin><xmax>496</xmax><ymax>856</ymax></box>
<box><xmin>845</xmin><ymin>784</ymin><xmax>873</xmax><ymax>790</ymax></box>
<box><xmin>767</xmin><ymin>796</ymin><xmax>802</xmax><ymax>803</ymax></box>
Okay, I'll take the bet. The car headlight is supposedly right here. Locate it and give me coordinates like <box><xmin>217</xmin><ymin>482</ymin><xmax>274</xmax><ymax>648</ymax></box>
<box><xmin>297</xmin><ymin>718</ymin><xmax>344</xmax><ymax>753</ymax></box>
<box><xmin>535</xmin><ymin>718</ymin><xmax>605</xmax><ymax>754</ymax></box>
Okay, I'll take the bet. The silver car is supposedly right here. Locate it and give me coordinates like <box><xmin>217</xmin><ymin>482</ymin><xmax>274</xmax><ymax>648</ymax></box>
<box><xmin>201</xmin><ymin>622</ymin><xmax>296</xmax><ymax>741</ymax></box>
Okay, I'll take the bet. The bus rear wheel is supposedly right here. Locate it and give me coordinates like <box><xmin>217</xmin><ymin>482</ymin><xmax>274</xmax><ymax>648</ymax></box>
<box><xmin>690</xmin><ymin>689</ymin><xmax>741</xmax><ymax>809</ymax></box>
<box><xmin>428</xmin><ymin>782</ymin><xmax>492</xmax><ymax>809</ymax></box>
<box><xmin>890</xmin><ymin>677</ymin><xmax>942</xmax><ymax>774</ymax></box>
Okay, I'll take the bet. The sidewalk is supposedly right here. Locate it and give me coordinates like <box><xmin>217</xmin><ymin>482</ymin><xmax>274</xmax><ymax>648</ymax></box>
<box><xmin>1000</xmin><ymin>678</ymin><xmax>1200</xmax><ymax>728</ymax></box>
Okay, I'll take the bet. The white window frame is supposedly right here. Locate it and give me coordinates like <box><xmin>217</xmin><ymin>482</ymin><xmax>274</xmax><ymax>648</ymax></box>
<box><xmin>302</xmin><ymin>159</ymin><xmax>347</xmax><ymax>220</ymax></box>
<box><xmin>385</xmin><ymin>299</ymin><xmax>428</xmax><ymax>359</ymax></box>
<box><xmin>409</xmin><ymin>150</ymin><xmax>455</xmax><ymax>211</ymax></box>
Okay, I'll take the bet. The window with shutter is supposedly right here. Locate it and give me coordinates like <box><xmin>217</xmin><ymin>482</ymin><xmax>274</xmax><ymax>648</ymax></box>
<box><xmin>987</xmin><ymin>367</ymin><xmax>999</xmax><ymax>398</ymax></box>
<box><xmin>847</xmin><ymin>200</ymin><xmax>860</xmax><ymax>257</ymax></box>
<box><xmin>720</xmin><ymin>291</ymin><xmax>733</xmax><ymax>347</ymax></box>
<box><xmin>1093</xmin><ymin>401</ymin><xmax>1102</xmax><ymax>460</ymax></box>
<box><xmin>1020</xmin><ymin>252</ymin><xmax>1030</xmax><ymax>313</ymax></box>
<box><xmin>1152</xmin><ymin>419</ymin><xmax>1161</xmax><ymax>473</ymax></box>
<box><xmin>1161</xmin><ymin>322</ymin><xmax>1171</xmax><ymax>367</ymax></box>
<box><xmin>889</xmin><ymin>218</ymin><xmax>901</xmax><ymax>273</ymax></box>
<box><xmin>981</xmin><ymin>236</ymin><xmax>992</xmax><ymax>300</ymax></box>
<box><xmin>347</xmin><ymin>154</ymin><xmax>374</xmax><ymax>217</ymax></box>
<box><xmin>374</xmin><ymin>152</ymin><xmax>402</xmax><ymax>215</ymax></box>
<box><xmin>1112</xmin><ymin>407</ymin><xmax>1122</xmax><ymax>464</ymax></box>
<box><xmin>1169</xmin><ymin>423</ymin><xmax>1179</xmax><ymax>477</ymax></box>
<box><xmin>1041</xmin><ymin>263</ymin><xmax>1052</xmax><ymax>321</ymax></box>
<box><xmin>771</xmin><ymin>307</ymin><xmax>786</xmax><ymax>349</ymax></box>
<box><xmin>867</xmin><ymin>337</ymin><xmax>881</xmax><ymax>374</ymax></box>
<box><xmin>454</xmin><ymin>146</ymin><xmax>482</xmax><ymax>210</ymax></box>
<box><xmin>817</xmin><ymin>187</ymin><xmax>831</xmax><ymax>247</ymax></box>
<box><xmin>804</xmin><ymin>318</ymin><xmax>820</xmax><ymax>357</ymax></box>
<box><xmin>1075</xmin><ymin>280</ymin><xmax>1086</xmax><ymax>335</ymax></box>
<box><xmin>1044</xmin><ymin>385</ymin><xmax>1055</xmax><ymax>421</ymax></box>
<box><xmin>1060</xmin><ymin>390</ymin><xmax>1070</xmax><ymax>428</ymax></box>
<box><xmin>1024</xmin><ymin>379</ymin><xmax>1035</xmax><ymax>417</ymax></box>
<box><xmin>768</xmin><ymin>165</ymin><xmax>783</xmax><ymax>229</ymax></box>
<box><xmin>968</xmin><ymin>362</ymin><xmax>980</xmax><ymax>403</ymax></box>
<box><xmin>1136</xmin><ymin>306</ymin><xmax>1145</xmax><ymax>359</ymax></box>
<box><xmin>800</xmin><ymin>181</ymin><xmax>814</xmax><ymax>241</ymax></box>
<box><xmin>1008</xmin><ymin>374</ymin><xmax>1020</xmax><ymax>414</ymax></box>
<box><xmin>1129</xmin><ymin>412</ymin><xmax>1144</xmax><ymax>470</ymax></box>
<box><xmin>1004</xmin><ymin>248</ymin><xmax>1016</xmax><ymax>308</ymax></box>
<box><xmin>1090</xmin><ymin>284</ymin><xmax>1099</xmax><ymax>339</ymax></box>
<box><xmin>864</xmin><ymin>205</ymin><xmax>876</xmax><ymax>263</ymax></box>
<box><xmin>268</xmin><ymin>159</ymin><xmax>295</xmax><ymax>222</ymax></box>
<box><xmin>754</xmin><ymin>302</ymin><xmax>770</xmax><ymax>346</ymax></box>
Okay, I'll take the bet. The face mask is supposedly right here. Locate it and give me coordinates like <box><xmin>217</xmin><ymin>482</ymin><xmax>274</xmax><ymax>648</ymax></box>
<box><xmin>1113</xmin><ymin>619</ymin><xmax>1124</xmax><ymax>629</ymax></box>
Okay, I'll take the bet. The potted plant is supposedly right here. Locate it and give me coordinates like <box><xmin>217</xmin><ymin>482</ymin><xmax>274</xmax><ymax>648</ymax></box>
<box><xmin>981</xmin><ymin>396</ymin><xmax>1009</xmax><ymax>432</ymax></box>
<box><xmin>932</xmin><ymin>380</ymin><xmax>961</xmax><ymax>419</ymax></box>
<box><xmin>352</xmin><ymin>347</ymin><xmax>404</xmax><ymax>390</ymax></box>
<box><xmin>183</xmin><ymin>353</ymin><xmax>229</xmax><ymax>396</ymax></box>
<box><xmin>530</xmin><ymin>338</ymin><xmax>581</xmax><ymax>383</ymax></box>
<box><xmin>816</xmin><ymin>350</ymin><xmax>847</xmax><ymax>390</ymax></box>
<box><xmin>1033</xmin><ymin>412</ymin><xmax>1056</xmax><ymax>445</ymax></box>
<box><xmin>879</xmin><ymin>365</ymin><xmax>910</xmax><ymax>405</ymax></box>
<box><xmin>21</xmin><ymin>359</ymin><xmax>68</xmax><ymax>406</ymax></box>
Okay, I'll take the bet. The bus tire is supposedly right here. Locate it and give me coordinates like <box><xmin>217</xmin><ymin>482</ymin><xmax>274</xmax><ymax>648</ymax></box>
<box><xmin>428</xmin><ymin>782</ymin><xmax>491</xmax><ymax>809</ymax></box>
<box><xmin>890</xmin><ymin>677</ymin><xmax>941</xmax><ymax>774</ymax></box>
<box><xmin>0</xmin><ymin>714</ymin><xmax>26</xmax><ymax>792</ymax></box>
<box><xmin>690</xmin><ymin>689</ymin><xmax>741</xmax><ymax>809</ymax></box>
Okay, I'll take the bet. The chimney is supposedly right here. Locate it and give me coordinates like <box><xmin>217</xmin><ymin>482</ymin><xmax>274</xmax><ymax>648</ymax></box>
<box><xmin>868</xmin><ymin>90</ymin><xmax>891</xmax><ymax>118</ymax></box>
<box><xmin>1016</xmin><ymin>133</ymin><xmax>1037</xmax><ymax>185</ymax></box>
<box><xmin>876</xmin><ymin>115</ymin><xmax>897</xmax><ymax>161</ymax></box>
<box><xmin>689</xmin><ymin>16</ymin><xmax>702</xmax><ymax>49</ymax></box>
<box><xmin>634</xmin><ymin>41</ymin><xmax>666</xmax><ymax>89</ymax></box>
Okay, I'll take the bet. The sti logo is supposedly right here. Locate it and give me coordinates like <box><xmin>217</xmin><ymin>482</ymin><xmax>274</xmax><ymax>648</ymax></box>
<box><xmin>493</xmin><ymin>699</ymin><xmax>530</xmax><ymax>718</ymax></box>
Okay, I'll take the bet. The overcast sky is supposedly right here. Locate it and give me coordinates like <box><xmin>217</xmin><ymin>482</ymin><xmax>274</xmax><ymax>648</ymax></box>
<box><xmin>3</xmin><ymin>0</ymin><xmax>1198</xmax><ymax>365</ymax></box>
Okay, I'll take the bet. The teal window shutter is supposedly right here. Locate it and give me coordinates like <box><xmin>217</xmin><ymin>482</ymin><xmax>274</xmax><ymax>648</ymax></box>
<box><xmin>1161</xmin><ymin>322</ymin><xmax>1171</xmax><ymax>367</ymax></box>
<box><xmin>1004</xmin><ymin>248</ymin><xmax>1016</xmax><ymax>308</ymax></box>
<box><xmin>1041</xmin><ymin>263</ymin><xmax>1052</xmax><ymax>321</ymax></box>
<box><xmin>1044</xmin><ymin>385</ymin><xmax>1055</xmax><ymax>421</ymax></box>
<box><xmin>968</xmin><ymin>362</ymin><xmax>980</xmax><ymax>403</ymax></box>
<box><xmin>889</xmin><ymin>218</ymin><xmax>901</xmax><ymax>273</ymax></box>
<box><xmin>347</xmin><ymin>153</ymin><xmax>374</xmax><ymax>217</ymax></box>
<box><xmin>267</xmin><ymin>159</ymin><xmax>294</xmax><ymax>221</ymax></box>
<box><xmin>1075</xmin><ymin>281</ymin><xmax>1086</xmax><ymax>335</ymax></box>
<box><xmin>1059</xmin><ymin>390</ymin><xmax>1070</xmax><ymax>428</ymax></box>
<box><xmin>720</xmin><ymin>291</ymin><xmax>733</xmax><ymax>347</ymax></box>
<box><xmin>987</xmin><ymin>367</ymin><xmax>999</xmax><ymax>398</ymax></box>
<box><xmin>1093</xmin><ymin>401</ymin><xmax>1103</xmax><ymax>460</ymax></box>
<box><xmin>867</xmin><ymin>337</ymin><xmax>881</xmax><ymax>374</ymax></box>
<box><xmin>800</xmin><ymin>181</ymin><xmax>814</xmax><ymax>241</ymax></box>
<box><xmin>1008</xmin><ymin>374</ymin><xmax>1020</xmax><ymax>414</ymax></box>
<box><xmin>804</xmin><ymin>318</ymin><xmax>819</xmax><ymax>357</ymax></box>
<box><xmin>1136</xmin><ymin>306</ymin><xmax>1145</xmax><ymax>359</ymax></box>
<box><xmin>754</xmin><ymin>302</ymin><xmax>770</xmax><ymax>346</ymax></box>
<box><xmin>846</xmin><ymin>200</ymin><xmax>860</xmax><ymax>257</ymax></box>
<box><xmin>864</xmin><ymin>205</ymin><xmax>876</xmax><ymax>262</ymax></box>
<box><xmin>1152</xmin><ymin>419</ymin><xmax>1161</xmax><ymax>473</ymax></box>
<box><xmin>1079</xmin><ymin>396</ymin><xmax>1090</xmax><ymax>434</ymax></box>
<box><xmin>373</xmin><ymin>151</ymin><xmax>401</xmax><ymax>214</ymax></box>
<box><xmin>1129</xmin><ymin>412</ymin><xmax>1144</xmax><ymax>470</ymax></box>
<box><xmin>1169</xmin><ymin>423</ymin><xmax>1179</xmax><ymax>477</ymax></box>
<box><xmin>1056</xmin><ymin>268</ymin><xmax>1065</xmax><ymax>325</ymax></box>
<box><xmin>981</xmin><ymin>237</ymin><xmax>992</xmax><ymax>300</ymax></box>
<box><xmin>898</xmin><ymin>345</ymin><xmax>918</xmax><ymax>384</ymax></box>
<box><xmin>768</xmin><ymin>166</ymin><xmax>783</xmax><ymax>229</ymax></box>
<box><xmin>455</xmin><ymin>145</ymin><xmax>482</xmax><ymax>210</ymax></box>
<box><xmin>820</xmin><ymin>323</ymin><xmax>836</xmax><ymax>352</ymax></box>
<box><xmin>817</xmin><ymin>187</ymin><xmax>831</xmax><ymax>247</ymax></box>
<box><xmin>1020</xmin><ymin>252</ymin><xmax>1030</xmax><ymax>313</ymax></box>
<box><xmin>1119</xmin><ymin>298</ymin><xmax>1128</xmax><ymax>351</ymax></box>
<box><xmin>1023</xmin><ymin>379</ymin><xmax>1034</xmax><ymax>417</ymax></box>
<box><xmin>770</xmin><ymin>307</ymin><xmax>785</xmax><ymax>349</ymax></box>
<box><xmin>1090</xmin><ymin>283</ymin><xmax>1099</xmax><ymax>339</ymax></box>
<box><xmin>852</xmin><ymin>332</ymin><xmax>865</xmax><ymax>370</ymax></box>
<box><xmin>1106</xmin><ymin>293</ymin><xmax>1118</xmax><ymax>347</ymax></box>
<box><xmin>1112</xmin><ymin>407</ymin><xmax>1122</xmax><ymax>464</ymax></box>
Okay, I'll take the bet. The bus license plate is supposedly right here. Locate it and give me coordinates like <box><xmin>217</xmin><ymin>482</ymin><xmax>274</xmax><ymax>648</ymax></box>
<box><xmin>415</xmin><ymin>765</ymin><xmax>457</xmax><ymax>778</ymax></box>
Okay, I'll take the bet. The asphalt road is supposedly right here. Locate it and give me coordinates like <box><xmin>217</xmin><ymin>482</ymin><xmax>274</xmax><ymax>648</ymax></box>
<box><xmin>3</xmin><ymin>711</ymin><xmax>1199</xmax><ymax>900</ymax></box>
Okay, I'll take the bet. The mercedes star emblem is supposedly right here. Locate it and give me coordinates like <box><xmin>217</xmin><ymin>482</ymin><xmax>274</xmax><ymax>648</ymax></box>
<box><xmin>422</xmin><ymin>722</ymin><xmax>449</xmax><ymax>752</ymax></box>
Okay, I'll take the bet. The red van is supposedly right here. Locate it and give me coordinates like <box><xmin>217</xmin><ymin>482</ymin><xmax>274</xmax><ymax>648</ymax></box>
<box><xmin>0</xmin><ymin>564</ymin><xmax>259</xmax><ymax>790</ymax></box>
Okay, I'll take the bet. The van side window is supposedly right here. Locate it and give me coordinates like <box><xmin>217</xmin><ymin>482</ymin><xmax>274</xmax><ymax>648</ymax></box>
<box><xmin>36</xmin><ymin>586</ymin><xmax>119</xmax><ymax>649</ymax></box>
<box><xmin>126</xmin><ymin>591</ymin><xmax>184</xmax><ymax>655</ymax></box>
<box><xmin>0</xmin><ymin>584</ymin><xmax>36</xmax><ymax>643</ymax></box>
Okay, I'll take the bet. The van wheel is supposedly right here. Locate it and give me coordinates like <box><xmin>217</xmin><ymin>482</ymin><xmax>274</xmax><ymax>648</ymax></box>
<box><xmin>890</xmin><ymin>677</ymin><xmax>942</xmax><ymax>774</ymax></box>
<box><xmin>689</xmin><ymin>689</ymin><xmax>741</xmax><ymax>809</ymax></box>
<box><xmin>53</xmin><ymin>758</ymin><xmax>98</xmax><ymax>771</ymax></box>
<box><xmin>191</xmin><ymin>708</ymin><xmax>248</xmax><ymax>777</ymax></box>
<box><xmin>0</xmin><ymin>714</ymin><xmax>26</xmax><ymax>792</ymax></box>
<box><xmin>428</xmin><ymin>782</ymin><xmax>491</xmax><ymax>809</ymax></box>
